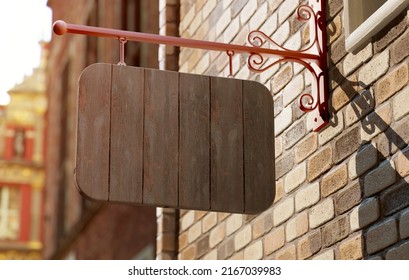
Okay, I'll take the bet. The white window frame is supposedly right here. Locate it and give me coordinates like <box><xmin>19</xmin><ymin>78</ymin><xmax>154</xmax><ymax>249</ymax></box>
<box><xmin>344</xmin><ymin>0</ymin><xmax>409</xmax><ymax>53</ymax></box>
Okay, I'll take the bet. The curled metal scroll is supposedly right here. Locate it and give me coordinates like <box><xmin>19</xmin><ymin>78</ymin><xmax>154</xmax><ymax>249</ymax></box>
<box><xmin>246</xmin><ymin>3</ymin><xmax>326</xmax><ymax>113</ymax></box>
<box><xmin>247</xmin><ymin>5</ymin><xmax>320</xmax><ymax>54</ymax></box>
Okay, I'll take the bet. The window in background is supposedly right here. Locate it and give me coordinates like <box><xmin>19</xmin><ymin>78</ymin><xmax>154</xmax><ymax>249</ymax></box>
<box><xmin>0</xmin><ymin>186</ymin><xmax>21</xmax><ymax>240</ymax></box>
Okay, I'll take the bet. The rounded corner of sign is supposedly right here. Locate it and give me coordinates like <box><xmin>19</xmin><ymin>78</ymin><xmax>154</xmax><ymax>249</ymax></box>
<box><xmin>246</xmin><ymin>182</ymin><xmax>276</xmax><ymax>214</ymax></box>
<box><xmin>255</xmin><ymin>80</ymin><xmax>272</xmax><ymax>96</ymax></box>
<box><xmin>78</xmin><ymin>63</ymin><xmax>112</xmax><ymax>81</ymax></box>
<box><xmin>73</xmin><ymin>170</ymin><xmax>104</xmax><ymax>203</ymax></box>
<box><xmin>245</xmin><ymin>80</ymin><xmax>273</xmax><ymax>102</ymax></box>
<box><xmin>73</xmin><ymin>171</ymin><xmax>88</xmax><ymax>198</ymax></box>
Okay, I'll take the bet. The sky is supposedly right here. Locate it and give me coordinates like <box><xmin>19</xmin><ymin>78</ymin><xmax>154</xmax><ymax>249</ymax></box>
<box><xmin>0</xmin><ymin>0</ymin><xmax>51</xmax><ymax>104</ymax></box>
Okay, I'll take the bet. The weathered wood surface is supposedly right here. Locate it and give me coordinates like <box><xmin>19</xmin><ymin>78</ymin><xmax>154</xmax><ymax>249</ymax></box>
<box><xmin>144</xmin><ymin>69</ymin><xmax>179</xmax><ymax>207</ymax></box>
<box><xmin>76</xmin><ymin>63</ymin><xmax>111</xmax><ymax>201</ymax></box>
<box><xmin>210</xmin><ymin>77</ymin><xmax>244</xmax><ymax>213</ymax></box>
<box><xmin>243</xmin><ymin>81</ymin><xmax>275</xmax><ymax>213</ymax></box>
<box><xmin>109</xmin><ymin>66</ymin><xmax>144</xmax><ymax>203</ymax></box>
<box><xmin>179</xmin><ymin>74</ymin><xmax>210</xmax><ymax>210</ymax></box>
<box><xmin>76</xmin><ymin>63</ymin><xmax>275</xmax><ymax>213</ymax></box>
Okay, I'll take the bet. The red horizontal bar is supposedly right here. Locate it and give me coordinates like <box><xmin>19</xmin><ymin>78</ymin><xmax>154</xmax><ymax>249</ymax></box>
<box><xmin>53</xmin><ymin>20</ymin><xmax>319</xmax><ymax>61</ymax></box>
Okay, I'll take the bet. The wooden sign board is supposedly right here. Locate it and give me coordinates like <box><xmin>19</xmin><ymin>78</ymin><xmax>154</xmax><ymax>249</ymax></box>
<box><xmin>75</xmin><ymin>63</ymin><xmax>275</xmax><ymax>213</ymax></box>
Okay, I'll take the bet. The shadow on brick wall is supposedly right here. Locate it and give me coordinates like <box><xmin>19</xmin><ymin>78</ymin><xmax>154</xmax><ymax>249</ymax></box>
<box><xmin>326</xmin><ymin>11</ymin><xmax>409</xmax><ymax>259</ymax></box>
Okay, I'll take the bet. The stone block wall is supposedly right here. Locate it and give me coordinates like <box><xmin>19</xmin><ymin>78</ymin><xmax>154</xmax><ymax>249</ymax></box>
<box><xmin>165</xmin><ymin>0</ymin><xmax>409</xmax><ymax>260</ymax></box>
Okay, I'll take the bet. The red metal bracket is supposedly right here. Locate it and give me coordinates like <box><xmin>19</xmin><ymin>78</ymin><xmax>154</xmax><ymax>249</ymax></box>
<box><xmin>248</xmin><ymin>0</ymin><xmax>328</xmax><ymax>131</ymax></box>
<box><xmin>53</xmin><ymin>0</ymin><xmax>328</xmax><ymax>131</ymax></box>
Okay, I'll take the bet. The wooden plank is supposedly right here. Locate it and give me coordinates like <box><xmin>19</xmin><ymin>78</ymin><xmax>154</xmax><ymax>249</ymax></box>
<box><xmin>109</xmin><ymin>65</ymin><xmax>144</xmax><ymax>203</ymax></box>
<box><xmin>143</xmin><ymin>68</ymin><xmax>179</xmax><ymax>207</ymax></box>
<box><xmin>243</xmin><ymin>81</ymin><xmax>275</xmax><ymax>213</ymax></box>
<box><xmin>75</xmin><ymin>64</ymin><xmax>276</xmax><ymax>214</ymax></box>
<box><xmin>210</xmin><ymin>77</ymin><xmax>244</xmax><ymax>213</ymax></box>
<box><xmin>75</xmin><ymin>63</ymin><xmax>111</xmax><ymax>201</ymax></box>
<box><xmin>179</xmin><ymin>73</ymin><xmax>210</xmax><ymax>210</ymax></box>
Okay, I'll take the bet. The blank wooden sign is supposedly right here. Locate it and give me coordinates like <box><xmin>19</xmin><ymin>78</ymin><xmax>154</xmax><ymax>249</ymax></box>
<box><xmin>75</xmin><ymin>63</ymin><xmax>275</xmax><ymax>213</ymax></box>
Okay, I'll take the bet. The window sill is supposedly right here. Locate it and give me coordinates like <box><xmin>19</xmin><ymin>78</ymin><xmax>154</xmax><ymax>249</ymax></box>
<box><xmin>345</xmin><ymin>0</ymin><xmax>409</xmax><ymax>53</ymax></box>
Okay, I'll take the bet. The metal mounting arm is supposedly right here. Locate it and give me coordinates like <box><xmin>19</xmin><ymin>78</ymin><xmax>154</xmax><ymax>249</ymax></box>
<box><xmin>53</xmin><ymin>0</ymin><xmax>328</xmax><ymax>131</ymax></box>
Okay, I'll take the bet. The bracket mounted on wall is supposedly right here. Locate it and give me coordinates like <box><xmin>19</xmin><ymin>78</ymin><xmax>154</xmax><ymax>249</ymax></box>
<box><xmin>53</xmin><ymin>0</ymin><xmax>328</xmax><ymax>131</ymax></box>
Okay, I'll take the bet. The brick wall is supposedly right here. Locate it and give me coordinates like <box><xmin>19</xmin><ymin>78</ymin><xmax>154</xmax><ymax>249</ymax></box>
<box><xmin>168</xmin><ymin>0</ymin><xmax>409</xmax><ymax>259</ymax></box>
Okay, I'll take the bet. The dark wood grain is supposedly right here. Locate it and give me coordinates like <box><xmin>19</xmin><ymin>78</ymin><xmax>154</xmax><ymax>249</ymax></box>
<box><xmin>109</xmin><ymin>65</ymin><xmax>144</xmax><ymax>203</ymax></box>
<box><xmin>243</xmin><ymin>81</ymin><xmax>275</xmax><ymax>213</ymax></box>
<box><xmin>210</xmin><ymin>77</ymin><xmax>244</xmax><ymax>213</ymax></box>
<box><xmin>76</xmin><ymin>63</ymin><xmax>111</xmax><ymax>201</ymax></box>
<box><xmin>179</xmin><ymin>73</ymin><xmax>210</xmax><ymax>210</ymax></box>
<box><xmin>143</xmin><ymin>68</ymin><xmax>179</xmax><ymax>207</ymax></box>
<box><xmin>75</xmin><ymin>64</ymin><xmax>275</xmax><ymax>214</ymax></box>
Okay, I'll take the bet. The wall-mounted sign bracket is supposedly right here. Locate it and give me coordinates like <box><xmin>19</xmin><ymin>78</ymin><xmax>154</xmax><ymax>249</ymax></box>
<box><xmin>53</xmin><ymin>0</ymin><xmax>328</xmax><ymax>131</ymax></box>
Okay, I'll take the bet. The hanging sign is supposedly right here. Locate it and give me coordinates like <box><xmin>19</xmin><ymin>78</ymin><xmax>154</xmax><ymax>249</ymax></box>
<box><xmin>75</xmin><ymin>63</ymin><xmax>275</xmax><ymax>213</ymax></box>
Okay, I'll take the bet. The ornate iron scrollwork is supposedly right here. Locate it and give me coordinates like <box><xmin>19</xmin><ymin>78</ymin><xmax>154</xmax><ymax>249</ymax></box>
<box><xmin>247</xmin><ymin>1</ymin><xmax>328</xmax><ymax>131</ymax></box>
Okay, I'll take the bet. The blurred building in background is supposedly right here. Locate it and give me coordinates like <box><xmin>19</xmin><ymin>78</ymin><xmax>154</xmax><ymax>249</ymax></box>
<box><xmin>38</xmin><ymin>0</ymin><xmax>409</xmax><ymax>260</ymax></box>
<box><xmin>43</xmin><ymin>0</ymin><xmax>160</xmax><ymax>259</ymax></box>
<box><xmin>0</xmin><ymin>43</ymin><xmax>48</xmax><ymax>260</ymax></box>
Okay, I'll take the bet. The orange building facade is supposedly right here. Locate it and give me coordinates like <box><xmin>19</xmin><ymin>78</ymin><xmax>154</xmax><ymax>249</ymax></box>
<box><xmin>0</xmin><ymin>44</ymin><xmax>48</xmax><ymax>259</ymax></box>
